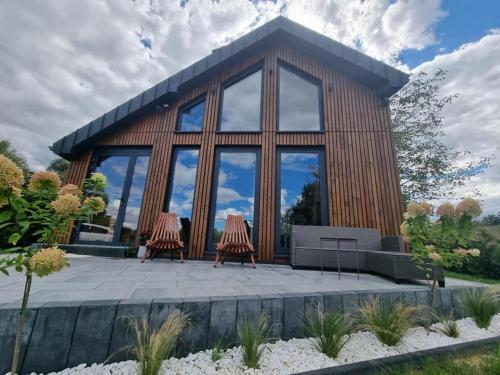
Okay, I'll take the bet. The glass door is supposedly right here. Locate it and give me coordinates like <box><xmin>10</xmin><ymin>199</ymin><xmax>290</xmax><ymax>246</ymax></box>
<box><xmin>276</xmin><ymin>149</ymin><xmax>328</xmax><ymax>255</ymax></box>
<box><xmin>207</xmin><ymin>148</ymin><xmax>260</xmax><ymax>252</ymax></box>
<box><xmin>76</xmin><ymin>149</ymin><xmax>151</xmax><ymax>245</ymax></box>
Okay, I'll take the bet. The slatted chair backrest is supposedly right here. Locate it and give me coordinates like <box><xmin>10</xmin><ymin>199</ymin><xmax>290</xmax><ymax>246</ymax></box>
<box><xmin>151</xmin><ymin>212</ymin><xmax>179</xmax><ymax>242</ymax></box>
<box><xmin>220</xmin><ymin>215</ymin><xmax>252</xmax><ymax>246</ymax></box>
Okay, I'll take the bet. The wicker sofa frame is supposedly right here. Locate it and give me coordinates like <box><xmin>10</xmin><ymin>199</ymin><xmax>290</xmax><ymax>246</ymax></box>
<box><xmin>289</xmin><ymin>225</ymin><xmax>445</xmax><ymax>287</ymax></box>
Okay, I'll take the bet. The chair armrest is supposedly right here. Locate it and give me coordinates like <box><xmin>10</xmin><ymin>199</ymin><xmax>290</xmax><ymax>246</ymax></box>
<box><xmin>381</xmin><ymin>235</ymin><xmax>404</xmax><ymax>252</ymax></box>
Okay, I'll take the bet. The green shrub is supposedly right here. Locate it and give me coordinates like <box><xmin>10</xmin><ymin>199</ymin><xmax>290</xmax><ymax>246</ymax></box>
<box><xmin>454</xmin><ymin>227</ymin><xmax>500</xmax><ymax>280</ymax></box>
<box><xmin>461</xmin><ymin>288</ymin><xmax>500</xmax><ymax>329</ymax></box>
<box><xmin>237</xmin><ymin>314</ymin><xmax>270</xmax><ymax>369</ymax></box>
<box><xmin>131</xmin><ymin>312</ymin><xmax>189</xmax><ymax>375</ymax></box>
<box><xmin>305</xmin><ymin>309</ymin><xmax>351</xmax><ymax>358</ymax></box>
<box><xmin>356</xmin><ymin>298</ymin><xmax>417</xmax><ymax>346</ymax></box>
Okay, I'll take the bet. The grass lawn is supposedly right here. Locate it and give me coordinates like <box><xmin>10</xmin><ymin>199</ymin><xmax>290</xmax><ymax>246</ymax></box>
<box><xmin>381</xmin><ymin>346</ymin><xmax>500</xmax><ymax>374</ymax></box>
<box><xmin>445</xmin><ymin>270</ymin><xmax>500</xmax><ymax>285</ymax></box>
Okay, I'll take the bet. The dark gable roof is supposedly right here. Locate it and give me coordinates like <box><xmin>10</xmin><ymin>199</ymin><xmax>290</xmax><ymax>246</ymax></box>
<box><xmin>51</xmin><ymin>16</ymin><xmax>409</xmax><ymax>159</ymax></box>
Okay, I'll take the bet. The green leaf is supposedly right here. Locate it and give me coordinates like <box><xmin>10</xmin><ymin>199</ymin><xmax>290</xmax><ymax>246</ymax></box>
<box><xmin>8</xmin><ymin>232</ymin><xmax>21</xmax><ymax>245</ymax></box>
<box><xmin>18</xmin><ymin>221</ymin><xmax>30</xmax><ymax>229</ymax></box>
<box><xmin>0</xmin><ymin>222</ymin><xmax>13</xmax><ymax>229</ymax></box>
<box><xmin>9</xmin><ymin>198</ymin><xmax>23</xmax><ymax>212</ymax></box>
<box><xmin>0</xmin><ymin>209</ymin><xmax>13</xmax><ymax>223</ymax></box>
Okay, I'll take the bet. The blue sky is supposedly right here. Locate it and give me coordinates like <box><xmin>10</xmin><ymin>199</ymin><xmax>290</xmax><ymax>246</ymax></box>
<box><xmin>0</xmin><ymin>0</ymin><xmax>499</xmax><ymax>214</ymax></box>
<box><xmin>401</xmin><ymin>0</ymin><xmax>500</xmax><ymax>68</ymax></box>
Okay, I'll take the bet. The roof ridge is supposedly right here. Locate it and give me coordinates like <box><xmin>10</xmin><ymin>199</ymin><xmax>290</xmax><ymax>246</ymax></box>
<box><xmin>51</xmin><ymin>16</ymin><xmax>408</xmax><ymax>158</ymax></box>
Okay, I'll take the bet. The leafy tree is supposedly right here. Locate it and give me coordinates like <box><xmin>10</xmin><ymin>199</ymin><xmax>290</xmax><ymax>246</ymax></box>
<box><xmin>481</xmin><ymin>213</ymin><xmax>500</xmax><ymax>226</ymax></box>
<box><xmin>0</xmin><ymin>139</ymin><xmax>31</xmax><ymax>179</ymax></box>
<box><xmin>390</xmin><ymin>69</ymin><xmax>490</xmax><ymax>203</ymax></box>
<box><xmin>48</xmin><ymin>157</ymin><xmax>70</xmax><ymax>181</ymax></box>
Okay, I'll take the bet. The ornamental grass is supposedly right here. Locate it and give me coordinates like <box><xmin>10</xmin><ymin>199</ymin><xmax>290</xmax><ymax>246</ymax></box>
<box><xmin>131</xmin><ymin>311</ymin><xmax>189</xmax><ymax>375</ymax></box>
<box><xmin>437</xmin><ymin>312</ymin><xmax>460</xmax><ymax>338</ymax></box>
<box><xmin>356</xmin><ymin>298</ymin><xmax>418</xmax><ymax>346</ymax></box>
<box><xmin>462</xmin><ymin>288</ymin><xmax>500</xmax><ymax>329</ymax></box>
<box><xmin>305</xmin><ymin>309</ymin><xmax>351</xmax><ymax>358</ymax></box>
<box><xmin>237</xmin><ymin>314</ymin><xmax>270</xmax><ymax>369</ymax></box>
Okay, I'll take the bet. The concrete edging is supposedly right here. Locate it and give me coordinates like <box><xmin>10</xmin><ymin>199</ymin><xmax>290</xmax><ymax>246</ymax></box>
<box><xmin>0</xmin><ymin>286</ymin><xmax>480</xmax><ymax>374</ymax></box>
<box><xmin>293</xmin><ymin>335</ymin><xmax>500</xmax><ymax>374</ymax></box>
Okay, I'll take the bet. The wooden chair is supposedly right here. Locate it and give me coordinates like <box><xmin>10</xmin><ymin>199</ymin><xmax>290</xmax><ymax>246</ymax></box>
<box><xmin>214</xmin><ymin>215</ymin><xmax>256</xmax><ymax>268</ymax></box>
<box><xmin>141</xmin><ymin>212</ymin><xmax>184</xmax><ymax>263</ymax></box>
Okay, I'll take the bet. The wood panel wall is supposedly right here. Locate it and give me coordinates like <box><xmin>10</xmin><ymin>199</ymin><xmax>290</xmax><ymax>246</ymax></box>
<box><xmin>63</xmin><ymin>42</ymin><xmax>404</xmax><ymax>261</ymax></box>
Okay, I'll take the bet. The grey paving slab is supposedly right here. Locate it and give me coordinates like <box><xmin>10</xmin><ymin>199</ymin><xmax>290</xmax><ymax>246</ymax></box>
<box><xmin>0</xmin><ymin>255</ymin><xmax>485</xmax><ymax>305</ymax></box>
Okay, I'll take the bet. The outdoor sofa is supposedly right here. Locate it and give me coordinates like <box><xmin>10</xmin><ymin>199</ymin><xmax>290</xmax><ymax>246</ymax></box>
<box><xmin>290</xmin><ymin>225</ymin><xmax>445</xmax><ymax>287</ymax></box>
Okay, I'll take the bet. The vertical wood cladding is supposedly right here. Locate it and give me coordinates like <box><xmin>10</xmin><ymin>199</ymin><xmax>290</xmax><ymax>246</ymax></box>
<box><xmin>64</xmin><ymin>43</ymin><xmax>403</xmax><ymax>260</ymax></box>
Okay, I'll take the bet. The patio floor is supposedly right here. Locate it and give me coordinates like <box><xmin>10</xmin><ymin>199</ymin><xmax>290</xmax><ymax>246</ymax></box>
<box><xmin>0</xmin><ymin>254</ymin><xmax>484</xmax><ymax>305</ymax></box>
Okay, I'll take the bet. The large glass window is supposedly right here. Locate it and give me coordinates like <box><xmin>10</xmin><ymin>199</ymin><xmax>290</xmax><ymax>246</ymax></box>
<box><xmin>278</xmin><ymin>65</ymin><xmax>321</xmax><ymax>131</ymax></box>
<box><xmin>119</xmin><ymin>156</ymin><xmax>150</xmax><ymax>245</ymax></box>
<box><xmin>277</xmin><ymin>149</ymin><xmax>327</xmax><ymax>254</ymax></box>
<box><xmin>77</xmin><ymin>150</ymin><xmax>151</xmax><ymax>245</ymax></box>
<box><xmin>208</xmin><ymin>149</ymin><xmax>259</xmax><ymax>250</ymax></box>
<box><xmin>219</xmin><ymin>69</ymin><xmax>262</xmax><ymax>131</ymax></box>
<box><xmin>165</xmin><ymin>148</ymin><xmax>200</xmax><ymax>248</ymax></box>
<box><xmin>177</xmin><ymin>98</ymin><xmax>205</xmax><ymax>131</ymax></box>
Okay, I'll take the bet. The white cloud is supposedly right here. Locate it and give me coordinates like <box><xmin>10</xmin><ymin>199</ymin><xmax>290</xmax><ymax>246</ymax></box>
<box><xmin>285</xmin><ymin>0</ymin><xmax>445</xmax><ymax>67</ymax></box>
<box><xmin>414</xmin><ymin>30</ymin><xmax>500</xmax><ymax>215</ymax></box>
<box><xmin>216</xmin><ymin>187</ymin><xmax>246</xmax><ymax>204</ymax></box>
<box><xmin>0</xmin><ymin>0</ymin><xmax>446</xmax><ymax>170</ymax></box>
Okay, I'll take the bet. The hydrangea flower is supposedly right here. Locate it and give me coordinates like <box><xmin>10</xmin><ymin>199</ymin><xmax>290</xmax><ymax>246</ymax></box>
<box><xmin>0</xmin><ymin>155</ymin><xmax>24</xmax><ymax>206</ymax></box>
<box><xmin>400</xmin><ymin>222</ymin><xmax>409</xmax><ymax>241</ymax></box>
<box><xmin>29</xmin><ymin>247</ymin><xmax>68</xmax><ymax>277</ymax></box>
<box><xmin>468</xmin><ymin>248</ymin><xmax>480</xmax><ymax>257</ymax></box>
<box><xmin>83</xmin><ymin>196</ymin><xmax>106</xmax><ymax>214</ymax></box>
<box><xmin>59</xmin><ymin>184</ymin><xmax>82</xmax><ymax>197</ymax></box>
<box><xmin>436</xmin><ymin>202</ymin><xmax>456</xmax><ymax>219</ymax></box>
<box><xmin>90</xmin><ymin>172</ymin><xmax>107</xmax><ymax>187</ymax></box>
<box><xmin>406</xmin><ymin>201</ymin><xmax>433</xmax><ymax>217</ymax></box>
<box><xmin>453</xmin><ymin>247</ymin><xmax>468</xmax><ymax>257</ymax></box>
<box><xmin>457</xmin><ymin>198</ymin><xmax>482</xmax><ymax>218</ymax></box>
<box><xmin>28</xmin><ymin>171</ymin><xmax>61</xmax><ymax>193</ymax></box>
<box><xmin>428</xmin><ymin>252</ymin><xmax>442</xmax><ymax>261</ymax></box>
<box><xmin>50</xmin><ymin>194</ymin><xmax>81</xmax><ymax>216</ymax></box>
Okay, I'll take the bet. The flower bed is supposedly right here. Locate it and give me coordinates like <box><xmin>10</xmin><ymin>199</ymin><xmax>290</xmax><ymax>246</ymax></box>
<box><xmin>10</xmin><ymin>314</ymin><xmax>500</xmax><ymax>375</ymax></box>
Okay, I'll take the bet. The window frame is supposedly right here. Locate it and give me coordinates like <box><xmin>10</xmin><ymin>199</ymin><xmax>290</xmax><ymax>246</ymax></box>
<box><xmin>217</xmin><ymin>62</ymin><xmax>264</xmax><ymax>133</ymax></box>
<box><xmin>163</xmin><ymin>146</ymin><xmax>201</xmax><ymax>250</ymax></box>
<box><xmin>206</xmin><ymin>146</ymin><xmax>261</xmax><ymax>254</ymax></box>
<box><xmin>277</xmin><ymin>60</ymin><xmax>324</xmax><ymax>133</ymax></box>
<box><xmin>73</xmin><ymin>146</ymin><xmax>152</xmax><ymax>246</ymax></box>
<box><xmin>163</xmin><ymin>146</ymin><xmax>201</xmax><ymax>213</ymax></box>
<box><xmin>175</xmin><ymin>94</ymin><xmax>207</xmax><ymax>132</ymax></box>
<box><xmin>275</xmin><ymin>147</ymin><xmax>329</xmax><ymax>256</ymax></box>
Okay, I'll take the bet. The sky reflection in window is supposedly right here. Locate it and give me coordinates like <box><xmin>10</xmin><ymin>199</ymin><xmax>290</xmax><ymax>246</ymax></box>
<box><xmin>211</xmin><ymin>151</ymin><xmax>257</xmax><ymax>247</ymax></box>
<box><xmin>279</xmin><ymin>66</ymin><xmax>321</xmax><ymax>131</ymax></box>
<box><xmin>178</xmin><ymin>99</ymin><xmax>205</xmax><ymax>131</ymax></box>
<box><xmin>220</xmin><ymin>70</ymin><xmax>262</xmax><ymax>131</ymax></box>
<box><xmin>167</xmin><ymin>149</ymin><xmax>200</xmax><ymax>221</ymax></box>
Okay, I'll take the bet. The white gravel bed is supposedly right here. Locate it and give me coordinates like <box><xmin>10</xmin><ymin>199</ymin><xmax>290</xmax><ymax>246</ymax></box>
<box><xmin>10</xmin><ymin>314</ymin><xmax>500</xmax><ymax>375</ymax></box>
